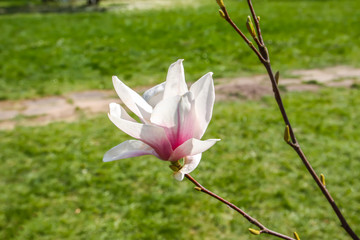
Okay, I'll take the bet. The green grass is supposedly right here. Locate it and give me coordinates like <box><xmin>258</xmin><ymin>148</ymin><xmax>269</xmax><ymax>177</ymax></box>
<box><xmin>1</xmin><ymin>1</ymin><xmax>360</xmax><ymax>239</ymax></box>
<box><xmin>0</xmin><ymin>0</ymin><xmax>360</xmax><ymax>99</ymax></box>
<box><xmin>1</xmin><ymin>87</ymin><xmax>360</xmax><ymax>239</ymax></box>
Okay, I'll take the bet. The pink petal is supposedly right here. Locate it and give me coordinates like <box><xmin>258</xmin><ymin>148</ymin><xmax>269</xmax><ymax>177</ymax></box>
<box><xmin>190</xmin><ymin>72</ymin><xmax>215</xmax><ymax>138</ymax></box>
<box><xmin>176</xmin><ymin>92</ymin><xmax>199</xmax><ymax>147</ymax></box>
<box><xmin>150</xmin><ymin>95</ymin><xmax>182</xmax><ymax>149</ymax></box>
<box><xmin>112</xmin><ymin>76</ymin><xmax>152</xmax><ymax>121</ymax></box>
<box><xmin>103</xmin><ymin>140</ymin><xmax>158</xmax><ymax>162</ymax></box>
<box><xmin>169</xmin><ymin>138</ymin><xmax>219</xmax><ymax>161</ymax></box>
<box><xmin>150</xmin><ymin>92</ymin><xmax>199</xmax><ymax>150</ymax></box>
<box><xmin>108</xmin><ymin>103</ymin><xmax>172</xmax><ymax>160</ymax></box>
<box><xmin>162</xmin><ymin>59</ymin><xmax>188</xmax><ymax>99</ymax></box>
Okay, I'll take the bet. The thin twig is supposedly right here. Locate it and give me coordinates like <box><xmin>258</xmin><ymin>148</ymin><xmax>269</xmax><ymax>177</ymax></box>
<box><xmin>220</xmin><ymin>6</ymin><xmax>267</xmax><ymax>63</ymax></box>
<box><xmin>246</xmin><ymin>0</ymin><xmax>268</xmax><ymax>59</ymax></box>
<box><xmin>247</xmin><ymin>0</ymin><xmax>264</xmax><ymax>45</ymax></box>
<box><xmin>185</xmin><ymin>174</ymin><xmax>295</xmax><ymax>240</ymax></box>
<box><xmin>218</xmin><ymin>0</ymin><xmax>359</xmax><ymax>239</ymax></box>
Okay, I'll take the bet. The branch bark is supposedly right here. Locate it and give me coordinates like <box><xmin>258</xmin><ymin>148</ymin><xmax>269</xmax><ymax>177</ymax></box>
<box><xmin>185</xmin><ymin>174</ymin><xmax>295</xmax><ymax>240</ymax></box>
<box><xmin>216</xmin><ymin>0</ymin><xmax>359</xmax><ymax>239</ymax></box>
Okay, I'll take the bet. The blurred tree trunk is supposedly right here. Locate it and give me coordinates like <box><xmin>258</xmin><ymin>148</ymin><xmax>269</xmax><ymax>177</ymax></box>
<box><xmin>87</xmin><ymin>0</ymin><xmax>100</xmax><ymax>5</ymax></box>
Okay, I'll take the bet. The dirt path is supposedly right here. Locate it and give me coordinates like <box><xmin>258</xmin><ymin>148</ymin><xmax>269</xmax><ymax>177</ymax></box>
<box><xmin>1</xmin><ymin>66</ymin><xmax>360</xmax><ymax>130</ymax></box>
<box><xmin>105</xmin><ymin>0</ymin><xmax>205</xmax><ymax>11</ymax></box>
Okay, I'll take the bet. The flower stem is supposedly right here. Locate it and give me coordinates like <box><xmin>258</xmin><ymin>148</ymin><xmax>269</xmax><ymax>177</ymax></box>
<box><xmin>185</xmin><ymin>174</ymin><xmax>295</xmax><ymax>240</ymax></box>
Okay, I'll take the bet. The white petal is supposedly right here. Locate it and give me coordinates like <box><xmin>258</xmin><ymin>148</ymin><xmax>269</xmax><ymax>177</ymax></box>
<box><xmin>174</xmin><ymin>171</ymin><xmax>184</xmax><ymax>181</ymax></box>
<box><xmin>173</xmin><ymin>153</ymin><xmax>202</xmax><ymax>181</ymax></box>
<box><xmin>150</xmin><ymin>95</ymin><xmax>181</xmax><ymax>129</ymax></box>
<box><xmin>112</xmin><ymin>76</ymin><xmax>152</xmax><ymax>121</ymax></box>
<box><xmin>142</xmin><ymin>82</ymin><xmax>165</xmax><ymax>107</ymax></box>
<box><xmin>163</xmin><ymin>59</ymin><xmax>188</xmax><ymax>99</ymax></box>
<box><xmin>103</xmin><ymin>140</ymin><xmax>157</xmax><ymax>162</ymax></box>
<box><xmin>108</xmin><ymin>104</ymin><xmax>173</xmax><ymax>160</ymax></box>
<box><xmin>169</xmin><ymin>138</ymin><xmax>220</xmax><ymax>161</ymax></box>
<box><xmin>109</xmin><ymin>103</ymin><xmax>136</xmax><ymax>122</ymax></box>
<box><xmin>180</xmin><ymin>153</ymin><xmax>202</xmax><ymax>175</ymax></box>
<box><xmin>190</xmin><ymin>72</ymin><xmax>215</xmax><ymax>138</ymax></box>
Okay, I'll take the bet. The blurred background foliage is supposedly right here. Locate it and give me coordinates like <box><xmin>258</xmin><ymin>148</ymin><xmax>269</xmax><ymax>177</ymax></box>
<box><xmin>0</xmin><ymin>0</ymin><xmax>359</xmax><ymax>239</ymax></box>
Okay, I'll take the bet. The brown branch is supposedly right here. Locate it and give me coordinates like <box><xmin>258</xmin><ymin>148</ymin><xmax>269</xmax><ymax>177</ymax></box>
<box><xmin>218</xmin><ymin>0</ymin><xmax>359</xmax><ymax>239</ymax></box>
<box><xmin>220</xmin><ymin>6</ymin><xmax>267</xmax><ymax>63</ymax></box>
<box><xmin>247</xmin><ymin>0</ymin><xmax>264</xmax><ymax>45</ymax></box>
<box><xmin>246</xmin><ymin>0</ymin><xmax>269</xmax><ymax>59</ymax></box>
<box><xmin>185</xmin><ymin>174</ymin><xmax>295</xmax><ymax>240</ymax></box>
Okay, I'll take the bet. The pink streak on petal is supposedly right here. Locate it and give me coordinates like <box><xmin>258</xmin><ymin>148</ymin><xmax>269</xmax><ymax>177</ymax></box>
<box><xmin>161</xmin><ymin>92</ymin><xmax>199</xmax><ymax>150</ymax></box>
<box><xmin>108</xmin><ymin>105</ymin><xmax>173</xmax><ymax>160</ymax></box>
<box><xmin>169</xmin><ymin>138</ymin><xmax>219</xmax><ymax>161</ymax></box>
<box><xmin>148</xmin><ymin>137</ymin><xmax>173</xmax><ymax>160</ymax></box>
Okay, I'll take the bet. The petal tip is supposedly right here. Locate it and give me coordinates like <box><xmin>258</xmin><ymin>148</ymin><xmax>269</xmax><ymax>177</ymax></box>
<box><xmin>171</xmin><ymin>59</ymin><xmax>184</xmax><ymax>67</ymax></box>
<box><xmin>109</xmin><ymin>102</ymin><xmax>117</xmax><ymax>108</ymax></box>
<box><xmin>112</xmin><ymin>76</ymin><xmax>121</xmax><ymax>87</ymax></box>
<box><xmin>102</xmin><ymin>155</ymin><xmax>111</xmax><ymax>162</ymax></box>
<box><xmin>109</xmin><ymin>102</ymin><xmax>120</xmax><ymax>115</ymax></box>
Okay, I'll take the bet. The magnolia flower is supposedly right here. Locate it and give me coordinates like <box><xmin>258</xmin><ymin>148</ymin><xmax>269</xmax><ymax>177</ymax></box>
<box><xmin>103</xmin><ymin>59</ymin><xmax>219</xmax><ymax>181</ymax></box>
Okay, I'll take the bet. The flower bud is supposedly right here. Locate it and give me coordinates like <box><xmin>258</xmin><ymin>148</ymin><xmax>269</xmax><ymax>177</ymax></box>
<box><xmin>275</xmin><ymin>71</ymin><xmax>280</xmax><ymax>85</ymax></box>
<box><xmin>284</xmin><ymin>125</ymin><xmax>291</xmax><ymax>143</ymax></box>
<box><xmin>246</xmin><ymin>16</ymin><xmax>257</xmax><ymax>38</ymax></box>
<box><xmin>169</xmin><ymin>165</ymin><xmax>179</xmax><ymax>171</ymax></box>
<box><xmin>216</xmin><ymin>0</ymin><xmax>225</xmax><ymax>8</ymax></box>
<box><xmin>249</xmin><ymin>228</ymin><xmax>261</xmax><ymax>235</ymax></box>
<box><xmin>320</xmin><ymin>174</ymin><xmax>326</xmax><ymax>186</ymax></box>
<box><xmin>219</xmin><ymin>9</ymin><xmax>226</xmax><ymax>19</ymax></box>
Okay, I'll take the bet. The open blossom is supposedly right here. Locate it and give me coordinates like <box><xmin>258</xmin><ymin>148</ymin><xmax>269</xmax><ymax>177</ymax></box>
<box><xmin>103</xmin><ymin>59</ymin><xmax>219</xmax><ymax>181</ymax></box>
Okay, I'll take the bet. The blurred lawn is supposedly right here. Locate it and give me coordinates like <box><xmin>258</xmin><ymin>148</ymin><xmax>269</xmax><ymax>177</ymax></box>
<box><xmin>1</xmin><ymin>87</ymin><xmax>360</xmax><ymax>239</ymax></box>
<box><xmin>1</xmin><ymin>0</ymin><xmax>360</xmax><ymax>239</ymax></box>
<box><xmin>0</xmin><ymin>0</ymin><xmax>359</xmax><ymax>99</ymax></box>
